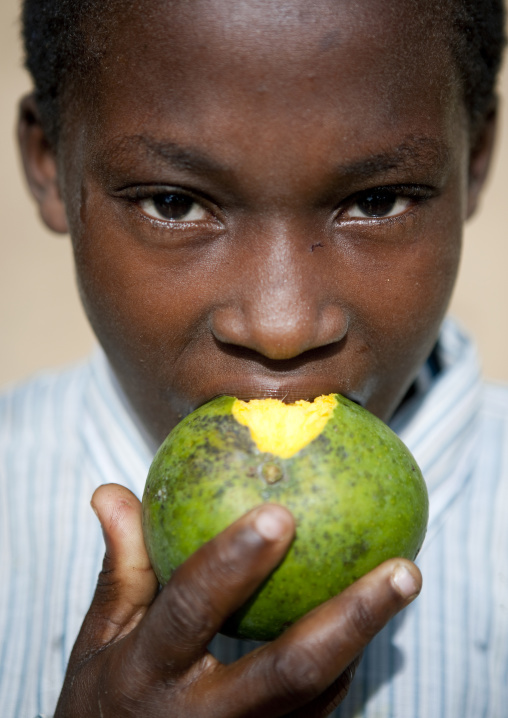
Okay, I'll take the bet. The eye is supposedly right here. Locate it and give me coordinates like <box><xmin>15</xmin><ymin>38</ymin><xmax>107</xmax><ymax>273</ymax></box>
<box><xmin>139</xmin><ymin>192</ymin><xmax>209</xmax><ymax>222</ymax></box>
<box><xmin>345</xmin><ymin>189</ymin><xmax>412</xmax><ymax>220</ymax></box>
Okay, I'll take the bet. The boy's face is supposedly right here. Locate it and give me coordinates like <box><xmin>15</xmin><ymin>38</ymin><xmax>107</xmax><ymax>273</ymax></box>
<box><xmin>33</xmin><ymin>0</ymin><xmax>488</xmax><ymax>444</ymax></box>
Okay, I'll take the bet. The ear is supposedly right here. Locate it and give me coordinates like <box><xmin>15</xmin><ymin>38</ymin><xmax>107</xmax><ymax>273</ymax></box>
<box><xmin>466</xmin><ymin>105</ymin><xmax>498</xmax><ymax>219</ymax></box>
<box><xmin>17</xmin><ymin>94</ymin><xmax>69</xmax><ymax>234</ymax></box>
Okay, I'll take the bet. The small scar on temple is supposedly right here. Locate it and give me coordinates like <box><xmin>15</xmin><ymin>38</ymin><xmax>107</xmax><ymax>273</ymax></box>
<box><xmin>310</xmin><ymin>243</ymin><xmax>324</xmax><ymax>252</ymax></box>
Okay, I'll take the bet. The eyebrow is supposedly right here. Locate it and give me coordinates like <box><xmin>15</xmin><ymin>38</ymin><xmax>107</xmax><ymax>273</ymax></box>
<box><xmin>101</xmin><ymin>133</ymin><xmax>451</xmax><ymax>187</ymax></box>
<box><xmin>334</xmin><ymin>137</ymin><xmax>451</xmax><ymax>182</ymax></box>
<box><xmin>104</xmin><ymin>134</ymin><xmax>228</xmax><ymax>176</ymax></box>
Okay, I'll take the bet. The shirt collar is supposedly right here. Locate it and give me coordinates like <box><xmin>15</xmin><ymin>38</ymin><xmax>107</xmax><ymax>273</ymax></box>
<box><xmin>390</xmin><ymin>317</ymin><xmax>483</xmax><ymax>542</ymax></box>
<box><xmin>81</xmin><ymin>349</ymin><xmax>154</xmax><ymax>497</ymax></box>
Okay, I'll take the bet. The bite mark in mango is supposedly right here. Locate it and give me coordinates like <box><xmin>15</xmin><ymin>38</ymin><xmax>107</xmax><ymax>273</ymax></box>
<box><xmin>232</xmin><ymin>394</ymin><xmax>337</xmax><ymax>458</ymax></box>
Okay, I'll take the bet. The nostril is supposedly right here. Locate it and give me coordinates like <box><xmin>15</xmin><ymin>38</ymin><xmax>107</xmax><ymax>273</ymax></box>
<box><xmin>211</xmin><ymin>330</ymin><xmax>348</xmax><ymax>371</ymax></box>
<box><xmin>209</xmin><ymin>306</ymin><xmax>250</xmax><ymax>349</ymax></box>
<box><xmin>210</xmin><ymin>300</ymin><xmax>349</xmax><ymax>362</ymax></box>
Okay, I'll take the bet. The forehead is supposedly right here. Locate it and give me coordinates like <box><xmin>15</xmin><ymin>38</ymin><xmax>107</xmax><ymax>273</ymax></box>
<box><xmin>73</xmin><ymin>0</ymin><xmax>464</xmax><ymax>182</ymax></box>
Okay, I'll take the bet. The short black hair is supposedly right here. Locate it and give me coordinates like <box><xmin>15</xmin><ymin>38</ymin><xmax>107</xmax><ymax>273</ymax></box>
<box><xmin>22</xmin><ymin>0</ymin><xmax>505</xmax><ymax>147</ymax></box>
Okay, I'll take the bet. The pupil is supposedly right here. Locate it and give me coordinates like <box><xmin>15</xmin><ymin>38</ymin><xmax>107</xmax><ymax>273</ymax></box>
<box><xmin>357</xmin><ymin>191</ymin><xmax>396</xmax><ymax>217</ymax></box>
<box><xmin>153</xmin><ymin>194</ymin><xmax>194</xmax><ymax>220</ymax></box>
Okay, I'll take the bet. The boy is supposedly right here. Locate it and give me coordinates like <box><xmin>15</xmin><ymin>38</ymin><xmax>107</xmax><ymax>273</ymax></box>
<box><xmin>1</xmin><ymin>0</ymin><xmax>507</xmax><ymax>715</ymax></box>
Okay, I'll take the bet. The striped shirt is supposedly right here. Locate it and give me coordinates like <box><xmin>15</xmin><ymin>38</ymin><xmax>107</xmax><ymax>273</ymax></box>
<box><xmin>0</xmin><ymin>318</ymin><xmax>507</xmax><ymax>717</ymax></box>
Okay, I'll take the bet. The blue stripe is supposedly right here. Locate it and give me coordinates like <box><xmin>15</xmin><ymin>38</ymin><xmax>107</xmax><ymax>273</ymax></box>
<box><xmin>36</xmin><ymin>372</ymin><xmax>70</xmax><ymax>708</ymax></box>
<box><xmin>61</xmin><ymin>390</ymin><xmax>87</xmax><ymax>676</ymax></box>
<box><xmin>438</xmin><ymin>512</ymin><xmax>446</xmax><ymax>718</ymax></box>
<box><xmin>478</xmin><ymin>417</ymin><xmax>501</xmax><ymax>718</ymax></box>
<box><xmin>0</xmin><ymin>395</ymin><xmax>18</xmax><ymax>714</ymax></box>
<box><xmin>458</xmin><ymin>477</ymin><xmax>470</xmax><ymax>718</ymax></box>
<box><xmin>13</xmin><ymin>380</ymin><xmax>42</xmax><ymax>717</ymax></box>
<box><xmin>413</xmin><ymin>586</ymin><xmax>420</xmax><ymax>718</ymax></box>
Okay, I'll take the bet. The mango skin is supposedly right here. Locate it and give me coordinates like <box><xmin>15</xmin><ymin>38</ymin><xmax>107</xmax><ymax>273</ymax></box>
<box><xmin>142</xmin><ymin>394</ymin><xmax>428</xmax><ymax>641</ymax></box>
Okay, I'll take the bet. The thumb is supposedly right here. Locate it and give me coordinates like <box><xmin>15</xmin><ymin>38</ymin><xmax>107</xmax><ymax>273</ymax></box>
<box><xmin>75</xmin><ymin>484</ymin><xmax>159</xmax><ymax>658</ymax></box>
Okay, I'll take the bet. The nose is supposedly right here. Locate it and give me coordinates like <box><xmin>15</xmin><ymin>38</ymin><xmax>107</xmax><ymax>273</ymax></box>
<box><xmin>210</xmin><ymin>226</ymin><xmax>348</xmax><ymax>361</ymax></box>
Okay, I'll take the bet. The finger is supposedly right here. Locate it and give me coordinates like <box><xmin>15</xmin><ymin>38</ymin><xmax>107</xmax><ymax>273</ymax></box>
<box><xmin>206</xmin><ymin>558</ymin><xmax>421</xmax><ymax>717</ymax></box>
<box><xmin>285</xmin><ymin>656</ymin><xmax>361</xmax><ymax>718</ymax></box>
<box><xmin>80</xmin><ymin>484</ymin><xmax>159</xmax><ymax>653</ymax></box>
<box><xmin>133</xmin><ymin>503</ymin><xmax>295</xmax><ymax>674</ymax></box>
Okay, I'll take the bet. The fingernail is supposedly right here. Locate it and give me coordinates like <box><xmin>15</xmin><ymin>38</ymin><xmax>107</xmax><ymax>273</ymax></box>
<box><xmin>254</xmin><ymin>506</ymin><xmax>292</xmax><ymax>541</ymax></box>
<box><xmin>391</xmin><ymin>564</ymin><xmax>421</xmax><ymax>600</ymax></box>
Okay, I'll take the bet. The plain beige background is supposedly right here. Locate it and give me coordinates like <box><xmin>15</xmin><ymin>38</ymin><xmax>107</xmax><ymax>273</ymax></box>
<box><xmin>1</xmin><ymin>0</ymin><xmax>507</xmax><ymax>388</ymax></box>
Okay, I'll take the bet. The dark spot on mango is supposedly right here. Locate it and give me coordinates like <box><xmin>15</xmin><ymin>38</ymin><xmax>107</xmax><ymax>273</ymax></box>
<box><xmin>261</xmin><ymin>462</ymin><xmax>283</xmax><ymax>484</ymax></box>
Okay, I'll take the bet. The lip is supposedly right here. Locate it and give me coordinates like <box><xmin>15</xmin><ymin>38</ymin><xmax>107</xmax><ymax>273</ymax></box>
<box><xmin>195</xmin><ymin>376</ymin><xmax>367</xmax><ymax>408</ymax></box>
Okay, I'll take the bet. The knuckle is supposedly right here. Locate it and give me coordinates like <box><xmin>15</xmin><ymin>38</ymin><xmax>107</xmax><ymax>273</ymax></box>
<box><xmin>92</xmin><ymin>565</ymin><xmax>122</xmax><ymax>608</ymax></box>
<box><xmin>345</xmin><ymin>593</ymin><xmax>381</xmax><ymax>644</ymax></box>
<box><xmin>296</xmin><ymin>661</ymin><xmax>358</xmax><ymax>718</ymax></box>
<box><xmin>98</xmin><ymin>658</ymin><xmax>158</xmax><ymax>716</ymax></box>
<box><xmin>269</xmin><ymin>646</ymin><xmax>323</xmax><ymax>704</ymax></box>
<box><xmin>96</xmin><ymin>567</ymin><xmax>117</xmax><ymax>591</ymax></box>
<box><xmin>204</xmin><ymin>524</ymin><xmax>264</xmax><ymax>580</ymax></box>
<box><xmin>165</xmin><ymin>568</ymin><xmax>218</xmax><ymax>643</ymax></box>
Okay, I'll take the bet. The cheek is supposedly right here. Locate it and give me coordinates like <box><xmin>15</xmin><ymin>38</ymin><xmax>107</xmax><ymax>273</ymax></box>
<box><xmin>355</xmin><ymin>191</ymin><xmax>462</xmax><ymax>334</ymax></box>
<box><xmin>369</xmin><ymin>241</ymin><xmax>459</xmax><ymax>332</ymax></box>
<box><xmin>72</xmin><ymin>226</ymin><xmax>204</xmax><ymax>376</ymax></box>
<box><xmin>68</xmin><ymin>186</ymin><xmax>212</xmax><ymax>364</ymax></box>
<box><xmin>380</xmin><ymin>270</ymin><xmax>454</xmax><ymax>364</ymax></box>
<box><xmin>334</xmin><ymin>193</ymin><xmax>462</xmax><ymax>416</ymax></box>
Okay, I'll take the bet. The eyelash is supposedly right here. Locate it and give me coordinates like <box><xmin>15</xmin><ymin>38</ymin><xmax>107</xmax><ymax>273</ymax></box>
<box><xmin>123</xmin><ymin>184</ymin><xmax>434</xmax><ymax>227</ymax></box>
<box><xmin>338</xmin><ymin>185</ymin><xmax>434</xmax><ymax>223</ymax></box>
<box><xmin>125</xmin><ymin>187</ymin><xmax>220</xmax><ymax>227</ymax></box>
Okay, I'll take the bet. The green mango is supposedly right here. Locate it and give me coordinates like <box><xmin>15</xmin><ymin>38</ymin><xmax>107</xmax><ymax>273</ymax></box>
<box><xmin>142</xmin><ymin>393</ymin><xmax>428</xmax><ymax>641</ymax></box>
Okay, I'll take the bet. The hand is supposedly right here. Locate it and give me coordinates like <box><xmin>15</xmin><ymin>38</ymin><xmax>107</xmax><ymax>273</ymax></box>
<box><xmin>55</xmin><ymin>483</ymin><xmax>422</xmax><ymax>717</ymax></box>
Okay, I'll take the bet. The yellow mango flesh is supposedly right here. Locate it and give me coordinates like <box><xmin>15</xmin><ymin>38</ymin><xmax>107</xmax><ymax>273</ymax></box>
<box><xmin>232</xmin><ymin>394</ymin><xmax>337</xmax><ymax>459</ymax></box>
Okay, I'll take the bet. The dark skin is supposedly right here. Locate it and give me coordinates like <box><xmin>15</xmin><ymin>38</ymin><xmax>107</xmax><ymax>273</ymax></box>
<box><xmin>18</xmin><ymin>0</ymin><xmax>496</xmax><ymax>714</ymax></box>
